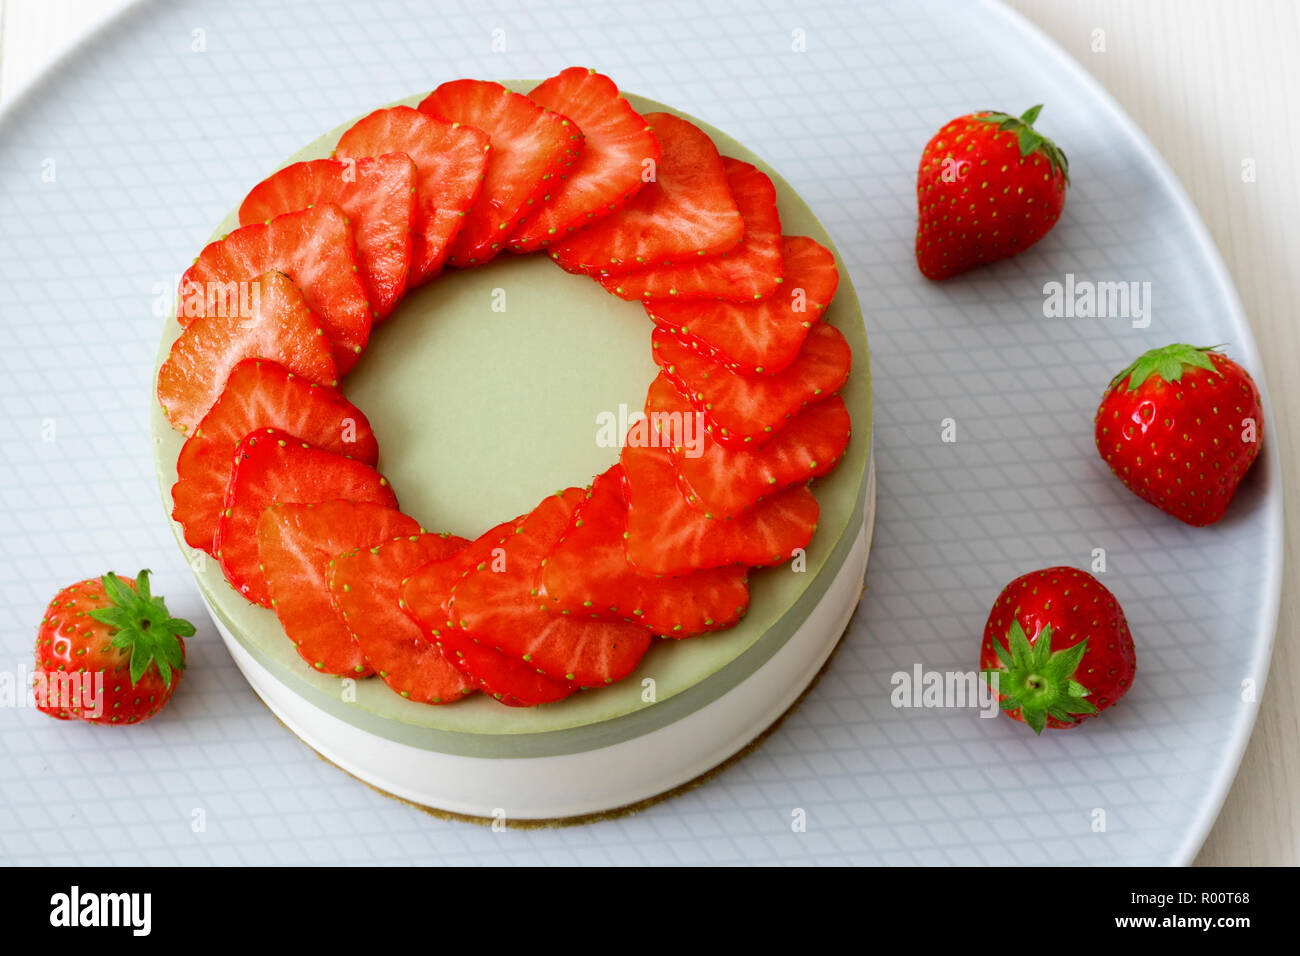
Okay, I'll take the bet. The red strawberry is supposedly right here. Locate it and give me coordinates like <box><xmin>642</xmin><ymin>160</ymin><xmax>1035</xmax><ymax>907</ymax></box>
<box><xmin>644</xmin><ymin>373</ymin><xmax>851</xmax><ymax>518</ymax></box>
<box><xmin>34</xmin><ymin>571</ymin><xmax>190</xmax><ymax>724</ymax></box>
<box><xmin>539</xmin><ymin>466</ymin><xmax>750</xmax><ymax>636</ymax></box>
<box><xmin>980</xmin><ymin>567</ymin><xmax>1136</xmax><ymax>733</ymax></box>
<box><xmin>448</xmin><ymin>490</ymin><xmax>652</xmax><ymax>686</ymax></box>
<box><xmin>178</xmin><ymin>204</ymin><xmax>371</xmax><ymax>372</ymax></box>
<box><xmin>238</xmin><ymin>153</ymin><xmax>417</xmax><ymax>319</ymax></box>
<box><xmin>330</xmin><ymin>533</ymin><xmax>474</xmax><ymax>703</ymax></box>
<box><xmin>915</xmin><ymin>105</ymin><xmax>1068</xmax><ymax>280</ymax></box>
<box><xmin>215</xmin><ymin>429</ymin><xmax>397</xmax><ymax>607</ymax></box>
<box><xmin>551</xmin><ymin>112</ymin><xmax>743</xmax><ymax>276</ymax></box>
<box><xmin>401</xmin><ymin>518</ymin><xmax>575</xmax><ymax>706</ymax></box>
<box><xmin>157</xmin><ymin>271</ymin><xmax>338</xmax><ymax>433</ymax></box>
<box><xmin>333</xmin><ymin>106</ymin><xmax>489</xmax><ymax>284</ymax></box>
<box><xmin>171</xmin><ymin>359</ymin><xmax>379</xmax><ymax>555</ymax></box>
<box><xmin>653</xmin><ymin>322</ymin><xmax>851</xmax><ymax>447</ymax></box>
<box><xmin>600</xmin><ymin>158</ymin><xmax>781</xmax><ymax>302</ymax></box>
<box><xmin>510</xmin><ymin>67</ymin><xmax>660</xmax><ymax>252</ymax></box>
<box><xmin>645</xmin><ymin>235</ymin><xmax>838</xmax><ymax>375</ymax></box>
<box><xmin>418</xmin><ymin>79</ymin><xmax>583</xmax><ymax>266</ymax></box>
<box><xmin>257</xmin><ymin>500</ymin><xmax>419</xmax><ymax>676</ymax></box>
<box><xmin>1094</xmin><ymin>344</ymin><xmax>1264</xmax><ymax>526</ymax></box>
<box><xmin>620</xmin><ymin>443</ymin><xmax>819</xmax><ymax>576</ymax></box>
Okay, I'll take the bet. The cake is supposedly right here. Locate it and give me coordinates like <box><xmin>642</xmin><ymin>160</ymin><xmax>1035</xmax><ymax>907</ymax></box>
<box><xmin>151</xmin><ymin>70</ymin><xmax>874</xmax><ymax>821</ymax></box>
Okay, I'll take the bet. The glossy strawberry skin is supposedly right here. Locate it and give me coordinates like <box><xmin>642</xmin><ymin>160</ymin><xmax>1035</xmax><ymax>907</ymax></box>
<box><xmin>915</xmin><ymin>107</ymin><xmax>1068</xmax><ymax>280</ymax></box>
<box><xmin>34</xmin><ymin>575</ymin><xmax>186</xmax><ymax>725</ymax></box>
<box><xmin>980</xmin><ymin>567</ymin><xmax>1136</xmax><ymax>731</ymax></box>
<box><xmin>1094</xmin><ymin>347</ymin><xmax>1264</xmax><ymax>526</ymax></box>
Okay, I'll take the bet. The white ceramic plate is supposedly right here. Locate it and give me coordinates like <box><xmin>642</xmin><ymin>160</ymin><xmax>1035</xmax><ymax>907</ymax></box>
<box><xmin>0</xmin><ymin>0</ymin><xmax>1279</xmax><ymax>865</ymax></box>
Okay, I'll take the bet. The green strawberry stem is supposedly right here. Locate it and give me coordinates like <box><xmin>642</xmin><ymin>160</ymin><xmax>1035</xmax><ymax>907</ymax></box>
<box><xmin>1110</xmin><ymin>343</ymin><xmax>1226</xmax><ymax>392</ymax></box>
<box><xmin>87</xmin><ymin>570</ymin><xmax>193</xmax><ymax>687</ymax></box>
<box><xmin>973</xmin><ymin>104</ymin><xmax>1069</xmax><ymax>181</ymax></box>
<box><xmin>982</xmin><ymin>619</ymin><xmax>1097</xmax><ymax>735</ymax></box>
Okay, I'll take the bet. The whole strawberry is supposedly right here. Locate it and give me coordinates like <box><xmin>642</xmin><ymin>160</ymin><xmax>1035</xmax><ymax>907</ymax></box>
<box><xmin>915</xmin><ymin>105</ymin><xmax>1068</xmax><ymax>279</ymax></box>
<box><xmin>34</xmin><ymin>570</ymin><xmax>192</xmax><ymax>725</ymax></box>
<box><xmin>1095</xmin><ymin>344</ymin><xmax>1263</xmax><ymax>526</ymax></box>
<box><xmin>981</xmin><ymin>567</ymin><xmax>1136</xmax><ymax>734</ymax></box>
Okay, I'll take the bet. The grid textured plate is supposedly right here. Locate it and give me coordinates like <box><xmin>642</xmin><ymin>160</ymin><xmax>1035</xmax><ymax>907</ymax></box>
<box><xmin>0</xmin><ymin>0</ymin><xmax>1280</xmax><ymax>865</ymax></box>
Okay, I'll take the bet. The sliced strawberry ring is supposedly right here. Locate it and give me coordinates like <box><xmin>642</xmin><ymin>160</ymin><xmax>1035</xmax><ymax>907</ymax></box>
<box><xmin>620</xmin><ymin>443</ymin><xmax>819</xmax><ymax>576</ymax></box>
<box><xmin>550</xmin><ymin>112</ymin><xmax>742</xmax><ymax>276</ymax></box>
<box><xmin>539</xmin><ymin>466</ymin><xmax>750</xmax><ymax>636</ymax></box>
<box><xmin>334</xmin><ymin>105</ymin><xmax>490</xmax><ymax>284</ymax></box>
<box><xmin>653</xmin><ymin>322</ymin><xmax>852</xmax><ymax>447</ymax></box>
<box><xmin>418</xmin><ymin>79</ymin><xmax>584</xmax><ymax>266</ymax></box>
<box><xmin>510</xmin><ymin>67</ymin><xmax>660</xmax><ymax>252</ymax></box>
<box><xmin>330</xmin><ymin>532</ymin><xmax>475</xmax><ymax>703</ymax></box>
<box><xmin>645</xmin><ymin>235</ymin><xmax>838</xmax><ymax>376</ymax></box>
<box><xmin>215</xmin><ymin>429</ymin><xmax>397</xmax><ymax>607</ymax></box>
<box><xmin>258</xmin><ymin>500</ymin><xmax>420</xmax><ymax>676</ymax></box>
<box><xmin>171</xmin><ymin>359</ymin><xmax>378</xmax><ymax>555</ymax></box>
<box><xmin>401</xmin><ymin>517</ymin><xmax>575</xmax><ymax>706</ymax></box>
<box><xmin>238</xmin><ymin>153</ymin><xmax>417</xmax><ymax>320</ymax></box>
<box><xmin>448</xmin><ymin>490</ymin><xmax>652</xmax><ymax>687</ymax></box>
<box><xmin>158</xmin><ymin>270</ymin><xmax>338</xmax><ymax>434</ymax></box>
<box><xmin>644</xmin><ymin>374</ymin><xmax>852</xmax><ymax>518</ymax></box>
<box><xmin>600</xmin><ymin>157</ymin><xmax>782</xmax><ymax>302</ymax></box>
<box><xmin>177</xmin><ymin>204</ymin><xmax>371</xmax><ymax>373</ymax></box>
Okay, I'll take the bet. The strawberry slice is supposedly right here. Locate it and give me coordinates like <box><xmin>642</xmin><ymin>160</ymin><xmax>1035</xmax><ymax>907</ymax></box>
<box><xmin>238</xmin><ymin>154</ymin><xmax>417</xmax><ymax>320</ymax></box>
<box><xmin>539</xmin><ymin>466</ymin><xmax>749</xmax><ymax>637</ymax></box>
<box><xmin>330</xmin><ymin>533</ymin><xmax>475</xmax><ymax>703</ymax></box>
<box><xmin>448</xmin><ymin>490</ymin><xmax>652</xmax><ymax>686</ymax></box>
<box><xmin>653</xmin><ymin>322</ymin><xmax>852</xmax><ymax>447</ymax></box>
<box><xmin>550</xmin><ymin>112</ymin><xmax>742</xmax><ymax>276</ymax></box>
<box><xmin>158</xmin><ymin>271</ymin><xmax>337</xmax><ymax>433</ymax></box>
<box><xmin>644</xmin><ymin>374</ymin><xmax>852</xmax><ymax>518</ymax></box>
<box><xmin>333</xmin><ymin>106</ymin><xmax>489</xmax><ymax>284</ymax></box>
<box><xmin>645</xmin><ymin>235</ymin><xmax>838</xmax><ymax>375</ymax></box>
<box><xmin>509</xmin><ymin>67</ymin><xmax>660</xmax><ymax>253</ymax></box>
<box><xmin>258</xmin><ymin>500</ymin><xmax>420</xmax><ymax>676</ymax></box>
<box><xmin>600</xmin><ymin>158</ymin><xmax>781</xmax><ymax>302</ymax></box>
<box><xmin>177</xmin><ymin>204</ymin><xmax>371</xmax><ymax>373</ymax></box>
<box><xmin>171</xmin><ymin>359</ymin><xmax>378</xmax><ymax>555</ymax></box>
<box><xmin>401</xmin><ymin>518</ymin><xmax>575</xmax><ymax>706</ymax></box>
<box><xmin>620</xmin><ymin>443</ymin><xmax>819</xmax><ymax>576</ymax></box>
<box><xmin>215</xmin><ymin>429</ymin><xmax>397</xmax><ymax>607</ymax></box>
<box><xmin>418</xmin><ymin>79</ymin><xmax>583</xmax><ymax>266</ymax></box>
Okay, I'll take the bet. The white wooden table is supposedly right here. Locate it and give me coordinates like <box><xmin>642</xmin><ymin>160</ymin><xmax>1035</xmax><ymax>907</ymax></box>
<box><xmin>3</xmin><ymin>0</ymin><xmax>1295</xmax><ymax>866</ymax></box>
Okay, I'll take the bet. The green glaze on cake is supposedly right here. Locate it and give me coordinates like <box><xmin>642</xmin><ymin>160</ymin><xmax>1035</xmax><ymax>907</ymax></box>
<box><xmin>150</xmin><ymin>84</ymin><xmax>873</xmax><ymax>757</ymax></box>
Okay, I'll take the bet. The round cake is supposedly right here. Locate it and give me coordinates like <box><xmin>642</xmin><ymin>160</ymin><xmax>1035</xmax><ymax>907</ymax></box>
<box><xmin>151</xmin><ymin>72</ymin><xmax>874</xmax><ymax>821</ymax></box>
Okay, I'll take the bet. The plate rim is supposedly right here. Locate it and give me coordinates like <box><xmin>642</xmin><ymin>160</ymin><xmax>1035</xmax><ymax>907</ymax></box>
<box><xmin>981</xmin><ymin>0</ymin><xmax>1285</xmax><ymax>866</ymax></box>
